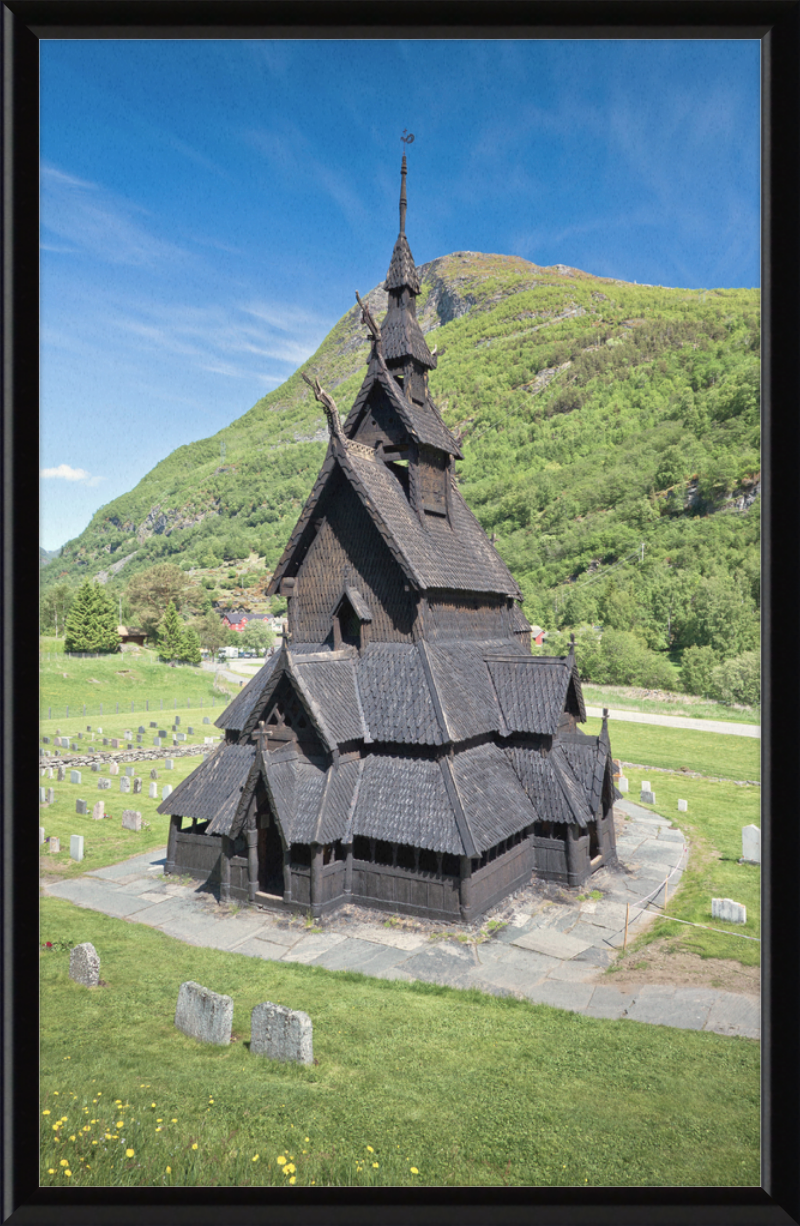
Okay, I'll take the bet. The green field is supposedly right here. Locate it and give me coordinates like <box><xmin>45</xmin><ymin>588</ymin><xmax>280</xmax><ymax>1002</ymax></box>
<box><xmin>583</xmin><ymin>715</ymin><xmax>760</xmax><ymax>783</ymax></box>
<box><xmin>39</xmin><ymin>897</ymin><xmax>759</xmax><ymax>1188</ymax></box>
<box><xmin>582</xmin><ymin>684</ymin><xmax>760</xmax><ymax>726</ymax></box>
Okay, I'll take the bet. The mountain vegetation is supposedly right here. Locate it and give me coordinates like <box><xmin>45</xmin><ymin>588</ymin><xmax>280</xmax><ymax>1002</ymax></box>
<box><xmin>40</xmin><ymin>252</ymin><xmax>760</xmax><ymax>701</ymax></box>
<box><xmin>63</xmin><ymin>580</ymin><xmax>119</xmax><ymax>654</ymax></box>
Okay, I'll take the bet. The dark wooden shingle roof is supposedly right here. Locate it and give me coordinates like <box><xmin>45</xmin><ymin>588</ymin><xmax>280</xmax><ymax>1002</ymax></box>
<box><xmin>157</xmin><ymin>742</ymin><xmax>256</xmax><ymax>830</ymax></box>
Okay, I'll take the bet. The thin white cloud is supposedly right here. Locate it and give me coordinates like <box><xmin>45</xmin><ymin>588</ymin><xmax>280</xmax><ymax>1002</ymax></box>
<box><xmin>40</xmin><ymin>463</ymin><xmax>105</xmax><ymax>487</ymax></box>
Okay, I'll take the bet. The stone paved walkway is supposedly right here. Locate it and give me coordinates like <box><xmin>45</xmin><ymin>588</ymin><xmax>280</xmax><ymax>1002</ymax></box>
<box><xmin>42</xmin><ymin>799</ymin><xmax>759</xmax><ymax>1041</ymax></box>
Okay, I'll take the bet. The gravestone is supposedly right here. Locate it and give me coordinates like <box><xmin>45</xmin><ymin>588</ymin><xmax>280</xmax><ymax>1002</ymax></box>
<box><xmin>711</xmin><ymin>898</ymin><xmax>746</xmax><ymax>924</ymax></box>
<box><xmin>76</xmin><ymin>799</ymin><xmax>87</xmax><ymax>815</ymax></box>
<box><xmin>48</xmin><ymin>768</ymin><xmax>54</xmax><ymax>779</ymax></box>
<box><xmin>49</xmin><ymin>837</ymin><xmax>60</xmax><ymax>854</ymax></box>
<box><xmin>97</xmin><ymin>727</ymin><xmax>102</xmax><ymax>733</ymax></box>
<box><xmin>91</xmin><ymin>763</ymin><xmax>99</xmax><ymax>772</ymax></box>
<box><xmin>158</xmin><ymin>730</ymin><xmax>167</xmax><ymax>739</ymax></box>
<box><xmin>40</xmin><ymin>827</ymin><xmax>45</xmax><ymax>845</ymax></box>
<box><xmin>124</xmin><ymin>730</ymin><xmax>132</xmax><ymax>740</ymax></box>
<box><xmin>187</xmin><ymin>727</ymin><xmax>194</xmax><ymax>735</ymax></box>
<box><xmin>174</xmin><ymin>716</ymin><xmax>180</xmax><ymax>725</ymax></box>
<box><xmin>103</xmin><ymin>739</ymin><xmax>109</xmax><ymax>746</ymax></box>
<box><xmin>92</xmin><ymin>800</ymin><xmax>104</xmax><ymax>821</ymax></box>
<box><xmin>109</xmin><ymin>762</ymin><xmax>119</xmax><ymax>776</ymax></box>
<box><xmin>153</xmin><ymin>737</ymin><xmax>162</xmax><ymax>747</ymax></box>
<box><xmin>677</xmin><ymin>799</ymin><xmax>688</xmax><ymax>812</ymax></box>
<box><xmin>71</xmin><ymin>743</ymin><xmax>79</xmax><ymax>751</ymax></box>
<box><xmin>176</xmin><ymin>733</ymin><xmax>186</xmax><ymax>743</ymax></box>
<box><xmin>150</xmin><ymin>721</ymin><xmax>157</xmax><ymax>728</ymax></box>
<box><xmin>47</xmin><ymin>788</ymin><xmax>55</xmax><ymax>804</ymax></box>
<box><xmin>110</xmin><ymin>739</ymin><xmax>120</xmax><ymax>749</ymax></box>
<box><xmin>120</xmin><ymin>777</ymin><xmax>131</xmax><ymax>793</ymax></box>
<box><xmin>70</xmin><ymin>770</ymin><xmax>81</xmax><ymax>785</ymax></box>
<box><xmin>617</xmin><ymin>776</ymin><xmax>629</xmax><ymax>793</ymax></box>
<box><xmin>98</xmin><ymin>779</ymin><xmax>111</xmax><ymax>790</ymax></box>
<box><xmin>69</xmin><ymin>942</ymin><xmax>100</xmax><ymax>988</ymax></box>
<box><xmin>174</xmin><ymin>982</ymin><xmax>233</xmax><ymax>1046</ymax></box>
<box><xmin>121</xmin><ymin>809</ymin><xmax>142</xmax><ymax>832</ymax></box>
<box><xmin>148</xmin><ymin>782</ymin><xmax>158</xmax><ymax>799</ymax></box>
<box><xmin>150</xmin><ymin>768</ymin><xmax>158</xmax><ymax>780</ymax></box>
<box><xmin>250</xmin><ymin>1002</ymin><xmax>313</xmax><ymax>1065</ymax></box>
<box><xmin>78</xmin><ymin>732</ymin><xmax>83</xmax><ymax>739</ymax></box>
<box><xmin>42</xmin><ymin>736</ymin><xmax>50</xmax><ymax>744</ymax></box>
<box><xmin>165</xmin><ymin>759</ymin><xmax>174</xmax><ymax>770</ymax></box>
<box><xmin>162</xmin><ymin>784</ymin><xmax>173</xmax><ymax>800</ymax></box>
<box><xmin>641</xmin><ymin>781</ymin><xmax>651</xmax><ymax>791</ymax></box>
<box><xmin>640</xmin><ymin>789</ymin><xmax>656</xmax><ymax>805</ymax></box>
<box><xmin>70</xmin><ymin>835</ymin><xmax>84</xmax><ymax>862</ymax></box>
<box><xmin>138</xmin><ymin>726</ymin><xmax>146</xmax><ymax>734</ymax></box>
<box><xmin>87</xmin><ymin>726</ymin><xmax>92</xmax><ymax>732</ymax></box>
<box><xmin>133</xmin><ymin>777</ymin><xmax>143</xmax><ymax>795</ymax></box>
<box><xmin>137</xmin><ymin>736</ymin><xmax>143</xmax><ymax>744</ymax></box>
<box><xmin>205</xmin><ymin>737</ymin><xmax>216</xmax><ymax>744</ymax></box>
<box><xmin>125</xmin><ymin>766</ymin><xmax>135</xmax><ymax>777</ymax></box>
<box><xmin>741</xmin><ymin>825</ymin><xmax>761</xmax><ymax>864</ymax></box>
<box><xmin>39</xmin><ymin>787</ymin><xmax>46</xmax><ymax>803</ymax></box>
<box><xmin>127</xmin><ymin>743</ymin><xmax>134</xmax><ymax>750</ymax></box>
<box><xmin>203</xmin><ymin>717</ymin><xmax>210</xmax><ymax>724</ymax></box>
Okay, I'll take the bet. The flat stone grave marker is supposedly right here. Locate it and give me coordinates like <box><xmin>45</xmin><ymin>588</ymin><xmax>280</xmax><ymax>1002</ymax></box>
<box><xmin>678</xmin><ymin>799</ymin><xmax>688</xmax><ymax>812</ymax></box>
<box><xmin>741</xmin><ymin>825</ymin><xmax>761</xmax><ymax>864</ymax></box>
<box><xmin>49</xmin><ymin>837</ymin><xmax>60</xmax><ymax>854</ymax></box>
<box><xmin>712</xmin><ymin>898</ymin><xmax>746</xmax><ymax>924</ymax></box>
<box><xmin>70</xmin><ymin>770</ymin><xmax>81</xmax><ymax>784</ymax></box>
<box><xmin>125</xmin><ymin>766</ymin><xmax>135</xmax><ymax>777</ymax></box>
<box><xmin>70</xmin><ymin>834</ymin><xmax>84</xmax><ymax>862</ymax></box>
<box><xmin>641</xmin><ymin>789</ymin><xmax>656</xmax><ymax>805</ymax></box>
<box><xmin>121</xmin><ymin>809</ymin><xmax>142</xmax><ymax>832</ymax></box>
<box><xmin>39</xmin><ymin>787</ymin><xmax>46</xmax><ymax>803</ymax></box>
<box><xmin>120</xmin><ymin>777</ymin><xmax>131</xmax><ymax>793</ymax></box>
<box><xmin>76</xmin><ymin>799</ymin><xmax>87</xmax><ymax>815</ymax></box>
<box><xmin>92</xmin><ymin>800</ymin><xmax>104</xmax><ymax>820</ymax></box>
<box><xmin>40</xmin><ymin>827</ymin><xmax>45</xmax><ymax>845</ymax></box>
<box><xmin>174</xmin><ymin>981</ymin><xmax>233</xmax><ymax>1046</ymax></box>
<box><xmin>69</xmin><ymin>942</ymin><xmax>100</xmax><ymax>987</ymax></box>
<box><xmin>109</xmin><ymin>762</ymin><xmax>119</xmax><ymax>775</ymax></box>
<box><xmin>162</xmin><ymin>785</ymin><xmax>173</xmax><ymax>800</ymax></box>
<box><xmin>47</xmin><ymin>788</ymin><xmax>55</xmax><ymax>803</ymax></box>
<box><xmin>148</xmin><ymin>782</ymin><xmax>158</xmax><ymax>799</ymax></box>
<box><xmin>251</xmin><ymin>1002</ymin><xmax>313</xmax><ymax>1064</ymax></box>
<box><xmin>165</xmin><ymin>759</ymin><xmax>174</xmax><ymax>770</ymax></box>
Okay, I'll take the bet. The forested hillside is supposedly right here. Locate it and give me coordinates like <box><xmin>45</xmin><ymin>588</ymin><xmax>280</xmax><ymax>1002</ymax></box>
<box><xmin>41</xmin><ymin>252</ymin><xmax>760</xmax><ymax>699</ymax></box>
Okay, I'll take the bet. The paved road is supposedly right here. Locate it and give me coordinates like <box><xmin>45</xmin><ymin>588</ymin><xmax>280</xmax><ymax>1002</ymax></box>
<box><xmin>43</xmin><ymin>799</ymin><xmax>759</xmax><ymax>1040</ymax></box>
<box><xmin>585</xmin><ymin>706</ymin><xmax>760</xmax><ymax>738</ymax></box>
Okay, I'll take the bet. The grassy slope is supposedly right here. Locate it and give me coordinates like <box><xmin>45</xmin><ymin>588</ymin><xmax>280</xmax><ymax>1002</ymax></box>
<box><xmin>583</xmin><ymin>716</ymin><xmax>760</xmax><ymax>782</ymax></box>
<box><xmin>39</xmin><ymin>897</ymin><xmax>758</xmax><ymax>1188</ymax></box>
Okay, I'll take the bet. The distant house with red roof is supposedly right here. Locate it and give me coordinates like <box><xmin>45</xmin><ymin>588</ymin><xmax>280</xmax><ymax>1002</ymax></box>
<box><xmin>220</xmin><ymin>609</ymin><xmax>274</xmax><ymax>634</ymax></box>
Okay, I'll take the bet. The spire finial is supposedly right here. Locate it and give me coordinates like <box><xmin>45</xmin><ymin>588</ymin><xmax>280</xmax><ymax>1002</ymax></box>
<box><xmin>400</xmin><ymin>131</ymin><xmax>414</xmax><ymax>234</ymax></box>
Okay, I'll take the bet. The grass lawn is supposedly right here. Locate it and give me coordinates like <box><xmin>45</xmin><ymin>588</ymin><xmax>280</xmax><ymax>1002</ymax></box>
<box><xmin>40</xmin><ymin>711</ymin><xmax>226</xmax><ymax>756</ymax></box>
<box><xmin>39</xmin><ymin>757</ymin><xmax>200</xmax><ymax>879</ymax></box>
<box><xmin>39</xmin><ymin>646</ymin><xmax>240</xmax><ymax>721</ymax></box>
<box><xmin>581</xmin><ymin>684</ymin><xmax>760</xmax><ymax>727</ymax></box>
<box><xmin>610</xmin><ymin>770</ymin><xmax>761</xmax><ymax>967</ymax></box>
<box><xmin>583</xmin><ymin>716</ymin><xmax>760</xmax><ymax>783</ymax></box>
<box><xmin>39</xmin><ymin>897</ymin><xmax>759</xmax><ymax>1189</ymax></box>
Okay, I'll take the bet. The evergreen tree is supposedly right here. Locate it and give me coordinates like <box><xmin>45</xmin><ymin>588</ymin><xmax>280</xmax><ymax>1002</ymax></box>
<box><xmin>63</xmin><ymin>581</ymin><xmax>120</xmax><ymax>653</ymax></box>
<box><xmin>178</xmin><ymin>626</ymin><xmax>202</xmax><ymax>665</ymax></box>
<box><xmin>159</xmin><ymin>601</ymin><xmax>185</xmax><ymax>660</ymax></box>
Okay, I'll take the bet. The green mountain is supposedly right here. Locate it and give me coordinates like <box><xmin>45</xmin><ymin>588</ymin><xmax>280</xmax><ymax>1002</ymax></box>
<box><xmin>43</xmin><ymin>251</ymin><xmax>760</xmax><ymax>673</ymax></box>
<box><xmin>40</xmin><ymin>546</ymin><xmax>62</xmax><ymax>569</ymax></box>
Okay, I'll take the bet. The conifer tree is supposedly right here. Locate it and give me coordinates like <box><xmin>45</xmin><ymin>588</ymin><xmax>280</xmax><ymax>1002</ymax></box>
<box><xmin>159</xmin><ymin>601</ymin><xmax>185</xmax><ymax>660</ymax></box>
<box><xmin>178</xmin><ymin>626</ymin><xmax>202</xmax><ymax>665</ymax></box>
<box><xmin>63</xmin><ymin>581</ymin><xmax>120</xmax><ymax>653</ymax></box>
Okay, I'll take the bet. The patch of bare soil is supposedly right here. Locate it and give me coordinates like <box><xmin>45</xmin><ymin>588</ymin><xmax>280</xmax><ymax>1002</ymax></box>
<box><xmin>606</xmin><ymin>937</ymin><xmax>760</xmax><ymax>997</ymax></box>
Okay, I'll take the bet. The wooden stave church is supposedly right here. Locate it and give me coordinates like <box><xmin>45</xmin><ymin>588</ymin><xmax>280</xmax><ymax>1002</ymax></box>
<box><xmin>159</xmin><ymin>155</ymin><xmax>618</xmax><ymax>923</ymax></box>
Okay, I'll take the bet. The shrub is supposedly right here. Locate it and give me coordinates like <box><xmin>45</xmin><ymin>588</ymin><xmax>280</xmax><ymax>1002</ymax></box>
<box><xmin>680</xmin><ymin>645</ymin><xmax>718</xmax><ymax>697</ymax></box>
<box><xmin>708</xmin><ymin>652</ymin><xmax>760</xmax><ymax>707</ymax></box>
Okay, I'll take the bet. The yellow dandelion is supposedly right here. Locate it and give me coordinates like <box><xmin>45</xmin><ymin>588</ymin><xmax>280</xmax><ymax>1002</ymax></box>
<box><xmin>305</xmin><ymin>1136</ymin><xmax>310</xmax><ymax>1142</ymax></box>
<box><xmin>52</xmin><ymin>1125</ymin><xmax>58</xmax><ymax>1131</ymax></box>
<box><xmin>155</xmin><ymin>1127</ymin><xmax>162</xmax><ymax>1132</ymax></box>
<box><xmin>285</xmin><ymin>1163</ymin><xmax>296</xmax><ymax>1174</ymax></box>
<box><xmin>116</xmin><ymin>1121</ymin><xmax>124</xmax><ymax>1128</ymax></box>
<box><xmin>372</xmin><ymin>1162</ymin><xmax>379</xmax><ymax>1169</ymax></box>
<box><xmin>59</xmin><ymin>1160</ymin><xmax>68</xmax><ymax>1167</ymax></box>
<box><xmin>252</xmin><ymin>1154</ymin><xmax>259</xmax><ymax>1162</ymax></box>
<box><xmin>166</xmin><ymin>1166</ymin><xmax>172</xmax><ymax>1174</ymax></box>
<box><xmin>42</xmin><ymin>1110</ymin><xmax>51</xmax><ymax>1116</ymax></box>
<box><xmin>91</xmin><ymin>1141</ymin><xmax>97</xmax><ymax>1146</ymax></box>
<box><xmin>277</xmin><ymin>1155</ymin><xmax>286</xmax><ymax>1166</ymax></box>
<box><xmin>91</xmin><ymin>1119</ymin><xmax>97</xmax><ymax>1124</ymax></box>
<box><xmin>367</xmin><ymin>1145</ymin><xmax>374</xmax><ymax>1153</ymax></box>
<box><xmin>289</xmin><ymin>1176</ymin><xmax>296</xmax><ymax>1185</ymax></box>
<box><xmin>157</xmin><ymin>1119</ymin><xmax>162</xmax><ymax>1123</ymax></box>
<box><xmin>410</xmin><ymin>1166</ymin><xmax>419</xmax><ymax>1174</ymax></box>
<box><xmin>126</xmin><ymin>1148</ymin><xmax>135</xmax><ymax>1158</ymax></box>
<box><xmin>171</xmin><ymin>1118</ymin><xmax>177</xmax><ymax>1123</ymax></box>
<box><xmin>105</xmin><ymin>1133</ymin><xmax>112</xmax><ymax>1140</ymax></box>
<box><xmin>82</xmin><ymin>1126</ymin><xmax>90</xmax><ymax>1133</ymax></box>
<box><xmin>151</xmin><ymin>1102</ymin><xmax>156</xmax><ymax>1108</ymax></box>
<box><xmin>48</xmin><ymin>1169</ymin><xmax>55</xmax><ymax>1174</ymax></box>
<box><xmin>54</xmin><ymin>1091</ymin><xmax>59</xmax><ymax>1095</ymax></box>
<box><xmin>69</xmin><ymin>1135</ymin><xmax>76</xmax><ymax>1142</ymax></box>
<box><xmin>64</xmin><ymin>1170</ymin><xmax>71</xmax><ymax>1177</ymax></box>
<box><xmin>208</xmin><ymin>1098</ymin><xmax>214</xmax><ymax>1104</ymax></box>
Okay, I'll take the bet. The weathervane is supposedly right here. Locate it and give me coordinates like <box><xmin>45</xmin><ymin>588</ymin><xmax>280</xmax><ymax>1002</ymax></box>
<box><xmin>401</xmin><ymin>129</ymin><xmax>415</xmax><ymax>147</ymax></box>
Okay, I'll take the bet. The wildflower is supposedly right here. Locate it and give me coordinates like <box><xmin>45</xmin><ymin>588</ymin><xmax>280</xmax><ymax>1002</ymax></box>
<box><xmin>252</xmin><ymin>1155</ymin><xmax>259</xmax><ymax>1163</ymax></box>
<box><xmin>116</xmin><ymin>1121</ymin><xmax>124</xmax><ymax>1128</ymax></box>
<box><xmin>277</xmin><ymin>1156</ymin><xmax>286</xmax><ymax>1166</ymax></box>
<box><xmin>151</xmin><ymin>1102</ymin><xmax>156</xmax><ymax>1108</ymax></box>
<box><xmin>156</xmin><ymin>1127</ymin><xmax>162</xmax><ymax>1132</ymax></box>
<box><xmin>166</xmin><ymin>1166</ymin><xmax>171</xmax><ymax>1174</ymax></box>
<box><xmin>289</xmin><ymin>1176</ymin><xmax>296</xmax><ymax>1185</ymax></box>
<box><xmin>52</xmin><ymin>1125</ymin><xmax>58</xmax><ymax>1131</ymax></box>
<box><xmin>367</xmin><ymin>1145</ymin><xmax>374</xmax><ymax>1153</ymax></box>
<box><xmin>64</xmin><ymin>1170</ymin><xmax>71</xmax><ymax>1177</ymax></box>
<box><xmin>208</xmin><ymin>1098</ymin><xmax>214</xmax><ymax>1104</ymax></box>
<box><xmin>69</xmin><ymin>1135</ymin><xmax>76</xmax><ymax>1142</ymax></box>
<box><xmin>191</xmin><ymin>1143</ymin><xmax>198</xmax><ymax>1151</ymax></box>
<box><xmin>42</xmin><ymin>1110</ymin><xmax>51</xmax><ymax>1116</ymax></box>
<box><xmin>171</xmin><ymin>1118</ymin><xmax>177</xmax><ymax>1123</ymax></box>
<box><xmin>60</xmin><ymin>1160</ymin><xmax>68</xmax><ymax>1167</ymax></box>
<box><xmin>157</xmin><ymin>1119</ymin><xmax>162</xmax><ymax>1123</ymax></box>
<box><xmin>285</xmin><ymin>1163</ymin><xmax>296</xmax><ymax>1175</ymax></box>
<box><xmin>372</xmin><ymin>1162</ymin><xmax>379</xmax><ymax>1169</ymax></box>
<box><xmin>48</xmin><ymin>1169</ymin><xmax>55</xmax><ymax>1174</ymax></box>
<box><xmin>410</xmin><ymin>1166</ymin><xmax>419</xmax><ymax>1174</ymax></box>
<box><xmin>305</xmin><ymin>1137</ymin><xmax>310</xmax><ymax>1142</ymax></box>
<box><xmin>126</xmin><ymin>1148</ymin><xmax>135</xmax><ymax>1158</ymax></box>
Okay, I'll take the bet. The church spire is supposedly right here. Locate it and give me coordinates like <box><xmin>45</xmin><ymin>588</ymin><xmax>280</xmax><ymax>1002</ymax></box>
<box><xmin>382</xmin><ymin>145</ymin><xmax>436</xmax><ymax>373</ymax></box>
<box><xmin>399</xmin><ymin>152</ymin><xmax>407</xmax><ymax>235</ymax></box>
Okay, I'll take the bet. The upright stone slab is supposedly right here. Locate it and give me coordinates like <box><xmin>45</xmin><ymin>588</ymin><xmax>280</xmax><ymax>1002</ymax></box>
<box><xmin>712</xmin><ymin>898</ymin><xmax>747</xmax><ymax>924</ymax></box>
<box><xmin>103</xmin><ymin>738</ymin><xmax>109</xmax><ymax>746</ymax></box>
<box><xmin>640</xmin><ymin>789</ymin><xmax>656</xmax><ymax>805</ymax></box>
<box><xmin>49</xmin><ymin>837</ymin><xmax>61</xmax><ymax>854</ymax></box>
<box><xmin>56</xmin><ymin>767</ymin><xmax>65</xmax><ymax>782</ymax></box>
<box><xmin>617</xmin><ymin>776</ymin><xmax>629</xmax><ymax>793</ymax></box>
<box><xmin>47</xmin><ymin>788</ymin><xmax>55</xmax><ymax>804</ymax></box>
<box><xmin>187</xmin><ymin>727</ymin><xmax>194</xmax><ymax>735</ymax></box>
<box><xmin>678</xmin><ymin>799</ymin><xmax>688</xmax><ymax>812</ymax></box>
<box><xmin>124</xmin><ymin>730</ymin><xmax>132</xmax><ymax>740</ymax></box>
<box><xmin>150</xmin><ymin>768</ymin><xmax>158</xmax><ymax>779</ymax></box>
<box><xmin>162</xmin><ymin>785</ymin><xmax>173</xmax><ymax>800</ymax></box>
<box><xmin>741</xmin><ymin>825</ymin><xmax>761</xmax><ymax>864</ymax></box>
<box><xmin>153</xmin><ymin>737</ymin><xmax>162</xmax><ymax>747</ymax></box>
<box><xmin>176</xmin><ymin>733</ymin><xmax>186</xmax><ymax>742</ymax></box>
<box><xmin>174</xmin><ymin>716</ymin><xmax>180</xmax><ymax>725</ymax></box>
<box><xmin>138</xmin><ymin>725</ymin><xmax>146</xmax><ymax>734</ymax></box>
<box><xmin>120</xmin><ymin>776</ymin><xmax>131</xmax><ymax>793</ymax></box>
<box><xmin>70</xmin><ymin>835</ymin><xmax>84</xmax><ymax>862</ymax></box>
<box><xmin>92</xmin><ymin>800</ymin><xmax>105</xmax><ymax>820</ymax></box>
<box><xmin>98</xmin><ymin>778</ymin><xmax>111</xmax><ymax>790</ymax></box>
<box><xmin>251</xmin><ymin>1002</ymin><xmax>313</xmax><ymax>1065</ymax></box>
<box><xmin>150</xmin><ymin>721</ymin><xmax>157</xmax><ymax>728</ymax></box>
<box><xmin>641</xmin><ymin>781</ymin><xmax>651</xmax><ymax>792</ymax></box>
<box><xmin>174</xmin><ymin>981</ymin><xmax>233</xmax><ymax>1046</ymax></box>
<box><xmin>110</xmin><ymin>739</ymin><xmax>120</xmax><ymax>749</ymax></box>
<box><xmin>165</xmin><ymin>759</ymin><xmax>174</xmax><ymax>770</ymax></box>
<box><xmin>133</xmin><ymin>777</ymin><xmax>143</xmax><ymax>794</ymax></box>
<box><xmin>148</xmin><ymin>782</ymin><xmax>159</xmax><ymax>799</ymax></box>
<box><xmin>75</xmin><ymin>799</ymin><xmax>87</xmax><ymax>815</ymax></box>
<box><xmin>48</xmin><ymin>768</ymin><xmax>54</xmax><ymax>779</ymax></box>
<box><xmin>158</xmin><ymin>730</ymin><xmax>167</xmax><ymax>739</ymax></box>
<box><xmin>69</xmin><ymin>942</ymin><xmax>100</xmax><ymax>987</ymax></box>
<box><xmin>121</xmin><ymin>809</ymin><xmax>142</xmax><ymax>832</ymax></box>
<box><xmin>40</xmin><ymin>826</ymin><xmax>45</xmax><ymax>845</ymax></box>
<box><xmin>203</xmin><ymin>717</ymin><xmax>210</xmax><ymax>724</ymax></box>
<box><xmin>91</xmin><ymin>763</ymin><xmax>99</xmax><ymax>772</ymax></box>
<box><xmin>70</xmin><ymin>770</ymin><xmax>81</xmax><ymax>785</ymax></box>
<box><xmin>109</xmin><ymin>762</ymin><xmax>119</xmax><ymax>775</ymax></box>
<box><xmin>39</xmin><ymin>787</ymin><xmax>46</xmax><ymax>803</ymax></box>
<box><xmin>125</xmin><ymin>766</ymin><xmax>135</xmax><ymax>777</ymax></box>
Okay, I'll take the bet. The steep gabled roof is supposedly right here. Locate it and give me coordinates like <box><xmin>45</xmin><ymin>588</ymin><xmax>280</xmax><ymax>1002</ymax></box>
<box><xmin>356</xmin><ymin>644</ymin><xmax>444</xmax><ymax>745</ymax></box>
<box><xmin>351</xmin><ymin>752</ymin><xmax>463</xmax><ymax>854</ymax></box>
<box><xmin>343</xmin><ymin>360</ymin><xmax>459</xmax><ymax>456</ymax></box>
<box><xmin>381</xmin><ymin>297</ymin><xmax>436</xmax><ymax>368</ymax></box>
<box><xmin>215</xmin><ymin>650</ymin><xmax>282</xmax><ymax>732</ymax></box>
<box><xmin>386</xmin><ymin>231</ymin><xmax>421</xmax><ymax>293</ymax></box>
<box><xmin>157</xmin><ymin>741</ymin><xmax>256</xmax><ymax>830</ymax></box>
<box><xmin>485</xmin><ymin>654</ymin><xmax>586</xmax><ymax>735</ymax></box>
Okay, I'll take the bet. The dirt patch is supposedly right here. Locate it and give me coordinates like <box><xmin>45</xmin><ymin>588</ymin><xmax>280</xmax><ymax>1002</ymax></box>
<box><xmin>605</xmin><ymin>936</ymin><xmax>760</xmax><ymax>996</ymax></box>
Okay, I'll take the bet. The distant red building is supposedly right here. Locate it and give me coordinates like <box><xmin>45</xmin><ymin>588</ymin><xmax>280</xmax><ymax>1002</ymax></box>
<box><xmin>221</xmin><ymin>610</ymin><xmax>272</xmax><ymax>633</ymax></box>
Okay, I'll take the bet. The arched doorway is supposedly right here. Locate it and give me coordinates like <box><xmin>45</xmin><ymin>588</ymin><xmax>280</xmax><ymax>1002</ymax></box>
<box><xmin>258</xmin><ymin>816</ymin><xmax>285</xmax><ymax>896</ymax></box>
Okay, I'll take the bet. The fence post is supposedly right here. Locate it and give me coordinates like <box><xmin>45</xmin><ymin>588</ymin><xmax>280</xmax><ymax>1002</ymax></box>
<box><xmin>48</xmin><ymin>707</ymin><xmax>51</xmax><ymax>720</ymax></box>
<box><xmin>161</xmin><ymin>698</ymin><xmax>163</xmax><ymax>710</ymax></box>
<box><xmin>100</xmin><ymin>703</ymin><xmax>103</xmax><ymax>715</ymax></box>
<box><xmin>116</xmin><ymin>703</ymin><xmax>119</xmax><ymax>714</ymax></box>
<box><xmin>146</xmin><ymin>699</ymin><xmax>149</xmax><ymax>711</ymax></box>
<box><xmin>83</xmin><ymin>704</ymin><xmax>86</xmax><ymax>716</ymax></box>
<box><xmin>66</xmin><ymin>705</ymin><xmax>69</xmax><ymax>717</ymax></box>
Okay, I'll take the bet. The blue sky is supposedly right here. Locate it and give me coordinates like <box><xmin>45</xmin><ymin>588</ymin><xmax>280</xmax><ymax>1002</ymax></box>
<box><xmin>40</xmin><ymin>38</ymin><xmax>760</xmax><ymax>552</ymax></box>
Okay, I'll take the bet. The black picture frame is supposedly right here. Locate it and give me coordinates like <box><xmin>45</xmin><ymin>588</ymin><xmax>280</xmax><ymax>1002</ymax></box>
<box><xmin>6</xmin><ymin>4</ymin><xmax>798</xmax><ymax>1223</ymax></box>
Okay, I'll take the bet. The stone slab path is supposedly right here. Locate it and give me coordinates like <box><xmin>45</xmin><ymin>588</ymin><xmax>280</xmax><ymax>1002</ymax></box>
<box><xmin>42</xmin><ymin>799</ymin><xmax>759</xmax><ymax>1041</ymax></box>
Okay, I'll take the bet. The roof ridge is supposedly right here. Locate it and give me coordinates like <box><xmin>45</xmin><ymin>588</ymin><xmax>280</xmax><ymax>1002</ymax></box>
<box><xmin>416</xmin><ymin>640</ymin><xmax>452</xmax><ymax>743</ymax></box>
<box><xmin>439</xmin><ymin>754</ymin><xmax>476</xmax><ymax>858</ymax></box>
